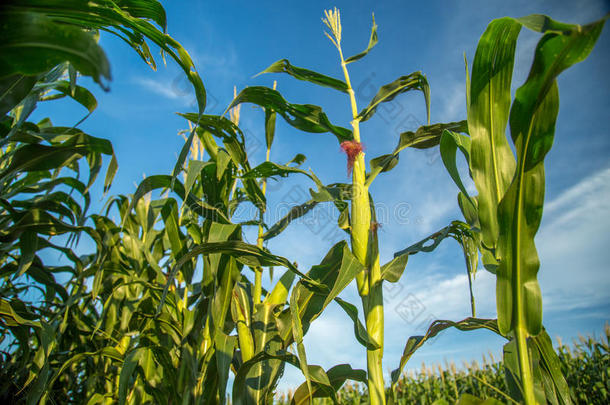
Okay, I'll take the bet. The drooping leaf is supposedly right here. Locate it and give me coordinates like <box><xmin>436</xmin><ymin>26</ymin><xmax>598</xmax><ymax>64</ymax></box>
<box><xmin>38</xmin><ymin>80</ymin><xmax>97</xmax><ymax>113</ymax></box>
<box><xmin>241</xmin><ymin>161</ymin><xmax>319</xmax><ymax>186</ymax></box>
<box><xmin>291</xmin><ymin>363</ymin><xmax>367</xmax><ymax>404</ymax></box>
<box><xmin>256</xmin><ymin>59</ymin><xmax>348</xmax><ymax>93</ymax></box>
<box><xmin>380</xmin><ymin>253</ymin><xmax>409</xmax><ymax>283</ymax></box>
<box><xmin>440</xmin><ymin>129</ymin><xmax>473</xmax><ymax>200</ymax></box>
<box><xmin>233</xmin><ymin>351</ymin><xmax>335</xmax><ymax>405</ymax></box>
<box><xmin>0</xmin><ymin>12</ymin><xmax>111</xmax><ymax>87</ymax></box>
<box><xmin>358</xmin><ymin>72</ymin><xmax>430</xmax><ymax>124</ymax></box>
<box><xmin>367</xmin><ymin>121</ymin><xmax>467</xmax><ymax>184</ymax></box>
<box><xmin>225</xmin><ymin>86</ymin><xmax>352</xmax><ymax>142</ymax></box>
<box><xmin>262</xmin><ymin>199</ymin><xmax>318</xmax><ymax>241</ymax></box>
<box><xmin>390</xmin><ymin>317</ymin><xmax>502</xmax><ymax>392</ymax></box>
<box><xmin>392</xmin><ymin>220</ymin><xmax>470</xmax><ymax>258</ymax></box>
<box><xmin>345</xmin><ymin>13</ymin><xmax>378</xmax><ymax>64</ymax></box>
<box><xmin>334</xmin><ymin>297</ymin><xmax>379</xmax><ymax>350</ymax></box>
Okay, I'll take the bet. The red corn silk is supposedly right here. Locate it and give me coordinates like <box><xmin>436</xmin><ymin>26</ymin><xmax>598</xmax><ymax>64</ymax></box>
<box><xmin>340</xmin><ymin>140</ymin><xmax>364</xmax><ymax>175</ymax></box>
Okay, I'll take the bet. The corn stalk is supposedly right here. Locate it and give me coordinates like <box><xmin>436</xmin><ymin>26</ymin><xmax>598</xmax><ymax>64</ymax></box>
<box><xmin>321</xmin><ymin>9</ymin><xmax>385</xmax><ymax>404</ymax></box>
<box><xmin>439</xmin><ymin>14</ymin><xmax>606</xmax><ymax>405</ymax></box>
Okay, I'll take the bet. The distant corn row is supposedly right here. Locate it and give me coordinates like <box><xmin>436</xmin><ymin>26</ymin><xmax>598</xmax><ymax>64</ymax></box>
<box><xmin>275</xmin><ymin>327</ymin><xmax>609</xmax><ymax>404</ymax></box>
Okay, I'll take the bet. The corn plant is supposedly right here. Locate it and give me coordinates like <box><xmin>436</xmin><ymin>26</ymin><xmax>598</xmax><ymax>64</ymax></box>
<box><xmin>435</xmin><ymin>14</ymin><xmax>606</xmax><ymax>405</ymax></box>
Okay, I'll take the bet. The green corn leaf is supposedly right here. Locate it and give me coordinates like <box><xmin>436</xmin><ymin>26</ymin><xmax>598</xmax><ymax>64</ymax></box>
<box><xmin>241</xmin><ymin>161</ymin><xmax>320</xmax><ymax>186</ymax></box>
<box><xmin>0</xmin><ymin>141</ymin><xmax>104</xmax><ymax>186</ymax></box>
<box><xmin>531</xmin><ymin>329</ymin><xmax>573</xmax><ymax>405</ymax></box>
<box><xmin>390</xmin><ymin>317</ymin><xmax>502</xmax><ymax>392</ymax></box>
<box><xmin>367</xmin><ymin>120</ymin><xmax>467</xmax><ymax>185</ymax></box>
<box><xmin>334</xmin><ymin>297</ymin><xmax>379</xmax><ymax>350</ymax></box>
<box><xmin>286</xmin><ymin>153</ymin><xmax>307</xmax><ymax>166</ymax></box>
<box><xmin>225</xmin><ymin>86</ymin><xmax>352</xmax><ymax>142</ymax></box>
<box><xmin>0</xmin><ymin>128</ymin><xmax>117</xmax><ymax>194</ymax></box>
<box><xmin>38</xmin><ymin>80</ymin><xmax>97</xmax><ymax>113</ymax></box>
<box><xmin>103</xmin><ymin>153</ymin><xmax>118</xmax><ymax>194</ymax></box>
<box><xmin>467</xmin><ymin>17</ymin><xmax>520</xmax><ymax>255</ymax></box>
<box><xmin>233</xmin><ymin>351</ymin><xmax>334</xmax><ymax>405</ymax></box>
<box><xmin>502</xmin><ymin>337</ymin><xmax>548</xmax><ymax>404</ymax></box>
<box><xmin>496</xmin><ymin>17</ymin><xmax>605</xmax><ymax>336</ymax></box>
<box><xmin>256</xmin><ymin>59</ymin><xmax>348</xmax><ymax>93</ymax></box>
<box><xmin>265</xmin><ymin>269</ymin><xmax>296</xmax><ymax>305</ymax></box>
<box><xmin>345</xmin><ymin>13</ymin><xmax>378</xmax><ymax>64</ymax></box>
<box><xmin>232</xmin><ymin>351</ymin><xmax>296</xmax><ymax>405</ymax></box>
<box><xmin>160</xmin><ymin>199</ymin><xmax>185</xmax><ymax>261</ymax></box>
<box><xmin>440</xmin><ymin>129</ymin><xmax>473</xmax><ymax>201</ymax></box>
<box><xmin>184</xmin><ymin>160</ymin><xmax>211</xmax><ymax>200</ymax></box>
<box><xmin>358</xmin><ymin>72</ymin><xmax>430</xmax><ymax>124</ymax></box>
<box><xmin>278</xmin><ymin>241</ymin><xmax>364</xmax><ymax>345</ymax></box>
<box><xmin>118</xmin><ymin>348</ymin><xmax>144</xmax><ymax>405</ymax></box>
<box><xmin>176</xmin><ymin>114</ymin><xmax>248</xmax><ymax>180</ymax></box>
<box><xmin>0</xmin><ymin>0</ymin><xmax>207</xmax><ymax>111</ymax></box>
<box><xmin>215</xmin><ymin>332</ymin><xmax>237</xmax><ymax>405</ymax></box>
<box><xmin>0</xmin><ymin>12</ymin><xmax>111</xmax><ymax>87</ymax></box>
<box><xmin>172</xmin><ymin>120</ymin><xmax>198</xmax><ymax>179</ymax></box>
<box><xmin>265</xmin><ymin>107</ymin><xmax>277</xmax><ymax>150</ymax></box>
<box><xmin>0</xmin><ymin>74</ymin><xmax>38</xmax><ymax>116</ymax></box>
<box><xmin>16</xmin><ymin>231</ymin><xmax>38</xmax><ymax>277</ymax></box>
<box><xmin>380</xmin><ymin>253</ymin><xmax>409</xmax><ymax>283</ymax></box>
<box><xmin>0</xmin><ymin>298</ymin><xmax>42</xmax><ymax>328</ymax></box>
<box><xmin>41</xmin><ymin>347</ymin><xmax>123</xmax><ymax>403</ymax></box>
<box><xmin>216</xmin><ymin>148</ymin><xmax>232</xmax><ymax>179</ymax></box>
<box><xmin>262</xmin><ymin>199</ymin><xmax>318</xmax><ymax>241</ymax></box>
<box><xmin>158</xmin><ymin>240</ymin><xmax>326</xmax><ymax>313</ymax></box>
<box><xmin>290</xmin><ymin>288</ymin><xmax>312</xmax><ymax>401</ymax></box>
<box><xmin>393</xmin><ymin>220</ymin><xmax>469</xmax><ymax>258</ymax></box>
<box><xmin>516</xmin><ymin>14</ymin><xmax>584</xmax><ymax>34</ymax></box>
<box><xmin>247</xmin><ymin>303</ymin><xmax>285</xmax><ymax>403</ymax></box>
<box><xmin>291</xmin><ymin>364</ymin><xmax>366</xmax><ymax>404</ymax></box>
<box><xmin>130</xmin><ymin>174</ymin><xmax>230</xmax><ymax>223</ymax></box>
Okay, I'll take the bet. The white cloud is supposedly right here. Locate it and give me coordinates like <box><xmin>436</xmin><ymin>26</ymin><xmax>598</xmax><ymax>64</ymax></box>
<box><xmin>438</xmin><ymin>80</ymin><xmax>466</xmax><ymax>122</ymax></box>
<box><xmin>537</xmin><ymin>166</ymin><xmax>610</xmax><ymax>312</ymax></box>
<box><xmin>133</xmin><ymin>77</ymin><xmax>182</xmax><ymax>100</ymax></box>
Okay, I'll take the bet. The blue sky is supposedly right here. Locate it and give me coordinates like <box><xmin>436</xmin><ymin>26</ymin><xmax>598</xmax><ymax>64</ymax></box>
<box><xmin>32</xmin><ymin>0</ymin><xmax>609</xmax><ymax>391</ymax></box>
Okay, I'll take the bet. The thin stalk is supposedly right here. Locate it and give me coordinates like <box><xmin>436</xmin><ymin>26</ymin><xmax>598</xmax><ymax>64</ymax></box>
<box><xmin>467</xmin><ymin>270</ymin><xmax>476</xmax><ymax>317</ymax></box>
<box><xmin>515</xmin><ymin>326</ymin><xmax>536</xmax><ymax>404</ymax></box>
<box><xmin>254</xmin><ymin>147</ymin><xmax>271</xmax><ymax>305</ymax></box>
<box><xmin>337</xmin><ymin>42</ymin><xmax>386</xmax><ymax>405</ymax></box>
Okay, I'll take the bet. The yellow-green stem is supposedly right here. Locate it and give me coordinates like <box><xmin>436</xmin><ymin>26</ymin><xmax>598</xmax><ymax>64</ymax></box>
<box><xmin>254</xmin><ymin>147</ymin><xmax>271</xmax><ymax>306</ymax></box>
<box><xmin>339</xmin><ymin>49</ymin><xmax>386</xmax><ymax>405</ymax></box>
<box><xmin>467</xmin><ymin>270</ymin><xmax>476</xmax><ymax>317</ymax></box>
<box><xmin>515</xmin><ymin>326</ymin><xmax>536</xmax><ymax>404</ymax></box>
<box><xmin>235</xmin><ymin>299</ymin><xmax>255</xmax><ymax>362</ymax></box>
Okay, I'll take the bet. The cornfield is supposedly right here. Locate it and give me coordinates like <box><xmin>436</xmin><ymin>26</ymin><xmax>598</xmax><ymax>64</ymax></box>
<box><xmin>0</xmin><ymin>1</ymin><xmax>607</xmax><ymax>404</ymax></box>
<box><xmin>276</xmin><ymin>328</ymin><xmax>610</xmax><ymax>404</ymax></box>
